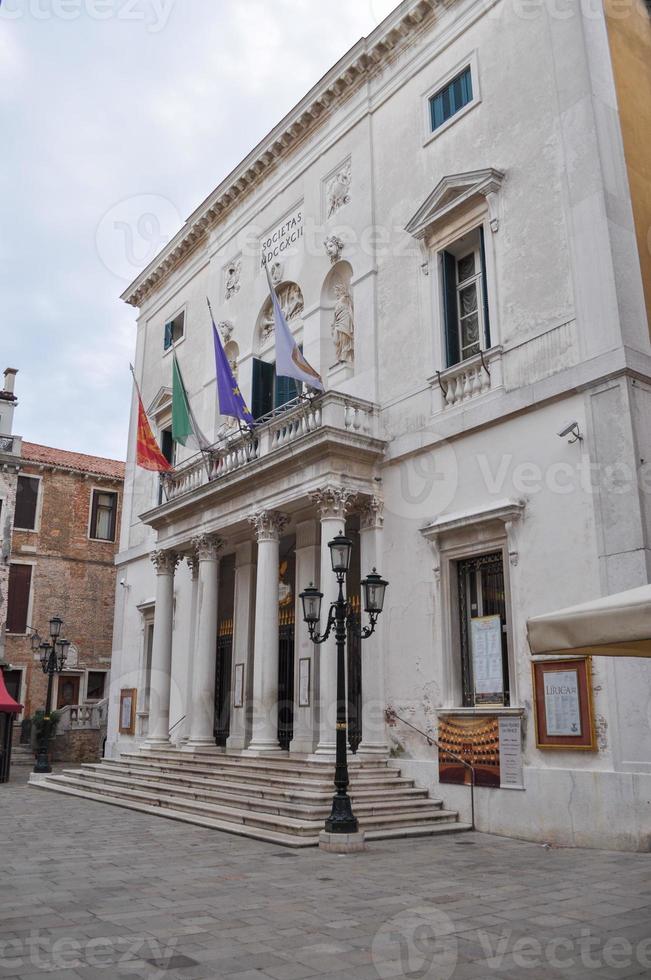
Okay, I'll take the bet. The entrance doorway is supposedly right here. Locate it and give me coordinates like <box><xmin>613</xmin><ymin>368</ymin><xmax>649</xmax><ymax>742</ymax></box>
<box><xmin>214</xmin><ymin>618</ymin><xmax>233</xmax><ymax>747</ymax></box>
<box><xmin>278</xmin><ymin>605</ymin><xmax>295</xmax><ymax>751</ymax></box>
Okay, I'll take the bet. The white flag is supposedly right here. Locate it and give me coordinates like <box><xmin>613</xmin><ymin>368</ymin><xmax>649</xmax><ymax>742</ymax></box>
<box><xmin>264</xmin><ymin>263</ymin><xmax>324</xmax><ymax>392</ymax></box>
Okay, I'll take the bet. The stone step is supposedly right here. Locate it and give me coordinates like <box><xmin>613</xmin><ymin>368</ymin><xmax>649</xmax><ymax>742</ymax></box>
<box><xmin>100</xmin><ymin>757</ymin><xmax>412</xmax><ymax>792</ymax></box>
<box><xmin>68</xmin><ymin>768</ymin><xmax>443</xmax><ymax>819</ymax></box>
<box><xmin>120</xmin><ymin>749</ymin><xmax>390</xmax><ymax>776</ymax></box>
<box><xmin>35</xmin><ymin>773</ymin><xmax>462</xmax><ymax>841</ymax></box>
<box><xmin>79</xmin><ymin>763</ymin><xmax>432</xmax><ymax>805</ymax></box>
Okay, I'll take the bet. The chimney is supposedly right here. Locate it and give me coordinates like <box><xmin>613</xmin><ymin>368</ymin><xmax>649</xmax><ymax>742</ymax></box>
<box><xmin>3</xmin><ymin>368</ymin><xmax>17</xmax><ymax>397</ymax></box>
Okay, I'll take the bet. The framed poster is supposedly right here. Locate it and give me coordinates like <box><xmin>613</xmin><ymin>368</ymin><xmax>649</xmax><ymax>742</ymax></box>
<box><xmin>119</xmin><ymin>688</ymin><xmax>137</xmax><ymax>735</ymax></box>
<box><xmin>471</xmin><ymin>615</ymin><xmax>504</xmax><ymax>705</ymax></box>
<box><xmin>298</xmin><ymin>658</ymin><xmax>311</xmax><ymax>707</ymax></box>
<box><xmin>233</xmin><ymin>664</ymin><xmax>244</xmax><ymax>709</ymax></box>
<box><xmin>532</xmin><ymin>658</ymin><xmax>596</xmax><ymax>750</ymax></box>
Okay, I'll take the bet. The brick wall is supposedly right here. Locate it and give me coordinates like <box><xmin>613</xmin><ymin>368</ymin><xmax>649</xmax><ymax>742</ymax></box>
<box><xmin>6</xmin><ymin>464</ymin><xmax>123</xmax><ymax>717</ymax></box>
<box><xmin>50</xmin><ymin>728</ymin><xmax>106</xmax><ymax>765</ymax></box>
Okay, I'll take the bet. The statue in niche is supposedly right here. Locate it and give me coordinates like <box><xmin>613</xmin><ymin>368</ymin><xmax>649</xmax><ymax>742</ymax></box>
<box><xmin>260</xmin><ymin>282</ymin><xmax>304</xmax><ymax>342</ymax></box>
<box><xmin>326</xmin><ymin>160</ymin><xmax>352</xmax><ymax>218</ymax></box>
<box><xmin>331</xmin><ymin>281</ymin><xmax>354</xmax><ymax>365</ymax></box>
<box><xmin>225</xmin><ymin>259</ymin><xmax>241</xmax><ymax>300</ymax></box>
<box><xmin>324</xmin><ymin>235</ymin><xmax>345</xmax><ymax>265</ymax></box>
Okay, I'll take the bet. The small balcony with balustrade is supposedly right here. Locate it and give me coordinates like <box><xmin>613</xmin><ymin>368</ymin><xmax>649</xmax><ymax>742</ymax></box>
<box><xmin>141</xmin><ymin>390</ymin><xmax>386</xmax><ymax>536</ymax></box>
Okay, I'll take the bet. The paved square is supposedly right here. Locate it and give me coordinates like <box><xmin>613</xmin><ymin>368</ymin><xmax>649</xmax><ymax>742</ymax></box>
<box><xmin>2</xmin><ymin>768</ymin><xmax>651</xmax><ymax>979</ymax></box>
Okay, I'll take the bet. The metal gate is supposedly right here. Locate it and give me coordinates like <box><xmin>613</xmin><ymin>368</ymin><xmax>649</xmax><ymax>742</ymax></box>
<box><xmin>278</xmin><ymin>606</ymin><xmax>295</xmax><ymax>751</ymax></box>
<box><xmin>214</xmin><ymin>618</ymin><xmax>233</xmax><ymax>747</ymax></box>
<box><xmin>347</xmin><ymin>594</ymin><xmax>362</xmax><ymax>754</ymax></box>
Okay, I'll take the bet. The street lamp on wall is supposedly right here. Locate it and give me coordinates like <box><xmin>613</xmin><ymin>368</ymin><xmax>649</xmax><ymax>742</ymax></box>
<box><xmin>299</xmin><ymin>535</ymin><xmax>389</xmax><ymax>838</ymax></box>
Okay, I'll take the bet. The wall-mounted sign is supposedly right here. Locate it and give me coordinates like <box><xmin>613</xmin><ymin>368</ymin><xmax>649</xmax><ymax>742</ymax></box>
<box><xmin>119</xmin><ymin>688</ymin><xmax>136</xmax><ymax>735</ymax></box>
<box><xmin>532</xmin><ymin>658</ymin><xmax>596</xmax><ymax>750</ymax></box>
<box><xmin>260</xmin><ymin>204</ymin><xmax>304</xmax><ymax>268</ymax></box>
<box><xmin>233</xmin><ymin>664</ymin><xmax>244</xmax><ymax>709</ymax></box>
<box><xmin>471</xmin><ymin>615</ymin><xmax>504</xmax><ymax>705</ymax></box>
<box><xmin>298</xmin><ymin>658</ymin><xmax>311</xmax><ymax>708</ymax></box>
<box><xmin>498</xmin><ymin>716</ymin><xmax>524</xmax><ymax>789</ymax></box>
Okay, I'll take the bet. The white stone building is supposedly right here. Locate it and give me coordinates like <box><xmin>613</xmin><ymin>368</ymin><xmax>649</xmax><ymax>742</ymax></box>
<box><xmin>100</xmin><ymin>0</ymin><xmax>650</xmax><ymax>850</ymax></box>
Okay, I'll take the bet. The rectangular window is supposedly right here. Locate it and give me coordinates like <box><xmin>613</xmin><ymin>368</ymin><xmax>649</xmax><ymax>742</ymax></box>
<box><xmin>457</xmin><ymin>552</ymin><xmax>510</xmax><ymax>708</ymax></box>
<box><xmin>442</xmin><ymin>226</ymin><xmax>491</xmax><ymax>367</ymax></box>
<box><xmin>14</xmin><ymin>475</ymin><xmax>39</xmax><ymax>530</ymax></box>
<box><xmin>251</xmin><ymin>358</ymin><xmax>302</xmax><ymax>421</ymax></box>
<box><xmin>86</xmin><ymin>671</ymin><xmax>106</xmax><ymax>701</ymax></box>
<box><xmin>90</xmin><ymin>490</ymin><xmax>118</xmax><ymax>541</ymax></box>
<box><xmin>430</xmin><ymin>66</ymin><xmax>473</xmax><ymax>132</ymax></box>
<box><xmin>7</xmin><ymin>563</ymin><xmax>32</xmax><ymax>634</ymax></box>
<box><xmin>163</xmin><ymin>311</ymin><xmax>185</xmax><ymax>350</ymax></box>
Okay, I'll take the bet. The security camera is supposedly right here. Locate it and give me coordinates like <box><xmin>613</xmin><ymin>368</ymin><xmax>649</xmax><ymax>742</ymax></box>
<box><xmin>119</xmin><ymin>578</ymin><xmax>128</xmax><ymax>588</ymax></box>
<box><xmin>557</xmin><ymin>421</ymin><xmax>583</xmax><ymax>444</ymax></box>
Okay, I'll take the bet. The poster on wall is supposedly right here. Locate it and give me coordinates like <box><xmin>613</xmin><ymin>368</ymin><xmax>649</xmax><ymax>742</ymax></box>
<box><xmin>532</xmin><ymin>658</ymin><xmax>596</xmax><ymax>750</ymax></box>
<box><xmin>438</xmin><ymin>714</ymin><xmax>525</xmax><ymax>790</ymax></box>
<box><xmin>471</xmin><ymin>615</ymin><xmax>504</xmax><ymax>705</ymax></box>
<box><xmin>233</xmin><ymin>664</ymin><xmax>244</xmax><ymax>709</ymax></box>
<box><xmin>119</xmin><ymin>688</ymin><xmax>136</xmax><ymax>735</ymax></box>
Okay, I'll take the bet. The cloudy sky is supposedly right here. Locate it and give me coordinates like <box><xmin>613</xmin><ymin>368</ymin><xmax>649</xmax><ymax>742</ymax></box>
<box><xmin>1</xmin><ymin>0</ymin><xmax>398</xmax><ymax>460</ymax></box>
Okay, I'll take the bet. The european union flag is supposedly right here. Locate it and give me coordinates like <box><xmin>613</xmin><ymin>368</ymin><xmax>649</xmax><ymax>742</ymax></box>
<box><xmin>208</xmin><ymin>300</ymin><xmax>255</xmax><ymax>428</ymax></box>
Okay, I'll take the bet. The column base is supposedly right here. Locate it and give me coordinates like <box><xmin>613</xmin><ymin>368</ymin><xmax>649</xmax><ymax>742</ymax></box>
<box><xmin>182</xmin><ymin>739</ymin><xmax>223</xmax><ymax>754</ymax></box>
<box><xmin>319</xmin><ymin>831</ymin><xmax>367</xmax><ymax>854</ymax></box>
<box><xmin>245</xmin><ymin>739</ymin><xmax>285</xmax><ymax>756</ymax></box>
<box><xmin>314</xmin><ymin>741</ymin><xmax>336</xmax><ymax>757</ymax></box>
<box><xmin>142</xmin><ymin>737</ymin><xmax>171</xmax><ymax>751</ymax></box>
<box><xmin>226</xmin><ymin>734</ymin><xmax>248</xmax><ymax>751</ymax></box>
<box><xmin>356</xmin><ymin>742</ymin><xmax>390</xmax><ymax>758</ymax></box>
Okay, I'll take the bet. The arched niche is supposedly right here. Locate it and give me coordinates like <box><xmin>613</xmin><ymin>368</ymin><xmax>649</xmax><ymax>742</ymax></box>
<box><xmin>255</xmin><ymin>281</ymin><xmax>305</xmax><ymax>357</ymax></box>
<box><xmin>321</xmin><ymin>260</ymin><xmax>354</xmax><ymax>371</ymax></box>
<box><xmin>224</xmin><ymin>340</ymin><xmax>240</xmax><ymax>380</ymax></box>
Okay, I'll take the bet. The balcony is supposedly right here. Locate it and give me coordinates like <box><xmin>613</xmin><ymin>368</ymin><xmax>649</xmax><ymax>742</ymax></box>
<box><xmin>160</xmin><ymin>391</ymin><xmax>384</xmax><ymax>507</ymax></box>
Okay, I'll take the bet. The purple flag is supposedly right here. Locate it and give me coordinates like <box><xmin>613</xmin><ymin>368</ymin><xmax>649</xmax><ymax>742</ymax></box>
<box><xmin>209</xmin><ymin>301</ymin><xmax>255</xmax><ymax>427</ymax></box>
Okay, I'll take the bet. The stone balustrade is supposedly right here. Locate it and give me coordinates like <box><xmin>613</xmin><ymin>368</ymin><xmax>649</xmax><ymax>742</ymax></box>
<box><xmin>437</xmin><ymin>347</ymin><xmax>503</xmax><ymax>410</ymax></box>
<box><xmin>163</xmin><ymin>391</ymin><xmax>380</xmax><ymax>503</ymax></box>
<box><xmin>58</xmin><ymin>699</ymin><xmax>108</xmax><ymax>733</ymax></box>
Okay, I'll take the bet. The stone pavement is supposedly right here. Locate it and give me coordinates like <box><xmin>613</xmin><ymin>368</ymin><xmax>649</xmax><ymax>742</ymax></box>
<box><xmin>2</xmin><ymin>768</ymin><xmax>651</xmax><ymax>980</ymax></box>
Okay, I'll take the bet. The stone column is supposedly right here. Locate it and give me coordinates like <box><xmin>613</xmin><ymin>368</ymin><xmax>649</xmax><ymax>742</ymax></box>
<box><xmin>185</xmin><ymin>533</ymin><xmax>225</xmax><ymax>751</ymax></box>
<box><xmin>358</xmin><ymin>496</ymin><xmax>389</xmax><ymax>757</ymax></box>
<box><xmin>145</xmin><ymin>549</ymin><xmax>179</xmax><ymax>747</ymax></box>
<box><xmin>311</xmin><ymin>486</ymin><xmax>354</xmax><ymax>757</ymax></box>
<box><xmin>180</xmin><ymin>553</ymin><xmax>200</xmax><ymax>744</ymax></box>
<box><xmin>290</xmin><ymin>519</ymin><xmax>319</xmax><ymax>754</ymax></box>
<box><xmin>227</xmin><ymin>541</ymin><xmax>256</xmax><ymax>751</ymax></box>
<box><xmin>247</xmin><ymin>510</ymin><xmax>289</xmax><ymax>754</ymax></box>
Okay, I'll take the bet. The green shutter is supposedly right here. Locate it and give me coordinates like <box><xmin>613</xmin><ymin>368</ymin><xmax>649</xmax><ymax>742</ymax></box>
<box><xmin>442</xmin><ymin>251</ymin><xmax>460</xmax><ymax>367</ymax></box>
<box><xmin>252</xmin><ymin>358</ymin><xmax>274</xmax><ymax>420</ymax></box>
<box><xmin>479</xmin><ymin>226</ymin><xmax>491</xmax><ymax>349</ymax></box>
<box><xmin>163</xmin><ymin>322</ymin><xmax>173</xmax><ymax>350</ymax></box>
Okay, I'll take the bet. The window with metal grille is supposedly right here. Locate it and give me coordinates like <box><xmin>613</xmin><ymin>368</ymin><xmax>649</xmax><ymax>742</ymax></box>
<box><xmin>89</xmin><ymin>490</ymin><xmax>118</xmax><ymax>541</ymax></box>
<box><xmin>457</xmin><ymin>552</ymin><xmax>510</xmax><ymax>707</ymax></box>
<box><xmin>430</xmin><ymin>66</ymin><xmax>473</xmax><ymax>132</ymax></box>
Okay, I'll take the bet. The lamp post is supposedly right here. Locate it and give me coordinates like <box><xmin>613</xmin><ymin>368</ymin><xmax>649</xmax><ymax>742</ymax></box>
<box><xmin>300</xmin><ymin>533</ymin><xmax>388</xmax><ymax>836</ymax></box>
<box><xmin>32</xmin><ymin>616</ymin><xmax>70</xmax><ymax>774</ymax></box>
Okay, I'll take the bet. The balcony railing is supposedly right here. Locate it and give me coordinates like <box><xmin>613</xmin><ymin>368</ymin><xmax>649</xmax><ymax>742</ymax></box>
<box><xmin>435</xmin><ymin>346</ymin><xmax>503</xmax><ymax>410</ymax></box>
<box><xmin>163</xmin><ymin>391</ymin><xmax>381</xmax><ymax>503</ymax></box>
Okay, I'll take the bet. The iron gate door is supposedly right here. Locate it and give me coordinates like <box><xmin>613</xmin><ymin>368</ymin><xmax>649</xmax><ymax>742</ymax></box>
<box><xmin>347</xmin><ymin>594</ymin><xmax>362</xmax><ymax>754</ymax></box>
<box><xmin>278</xmin><ymin>606</ymin><xmax>295</xmax><ymax>751</ymax></box>
<box><xmin>214</xmin><ymin>618</ymin><xmax>233</xmax><ymax>747</ymax></box>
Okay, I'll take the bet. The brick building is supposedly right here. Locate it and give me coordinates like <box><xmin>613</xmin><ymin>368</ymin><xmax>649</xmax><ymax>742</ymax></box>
<box><xmin>0</xmin><ymin>368</ymin><xmax>21</xmax><ymax>667</ymax></box>
<box><xmin>3</xmin><ymin>423</ymin><xmax>125</xmax><ymax>725</ymax></box>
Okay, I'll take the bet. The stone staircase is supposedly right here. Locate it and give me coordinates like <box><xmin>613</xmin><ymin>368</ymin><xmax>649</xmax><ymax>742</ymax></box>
<box><xmin>30</xmin><ymin>749</ymin><xmax>470</xmax><ymax>847</ymax></box>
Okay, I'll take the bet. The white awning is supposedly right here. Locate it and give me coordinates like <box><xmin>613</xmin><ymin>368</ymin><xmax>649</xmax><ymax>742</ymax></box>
<box><xmin>527</xmin><ymin>585</ymin><xmax>651</xmax><ymax>658</ymax></box>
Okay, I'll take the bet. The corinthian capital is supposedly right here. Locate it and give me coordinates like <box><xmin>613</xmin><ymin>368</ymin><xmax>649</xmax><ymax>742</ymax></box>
<box><xmin>150</xmin><ymin>550</ymin><xmax>180</xmax><ymax>575</ymax></box>
<box><xmin>191</xmin><ymin>533</ymin><xmax>226</xmax><ymax>562</ymax></box>
<box><xmin>248</xmin><ymin>510</ymin><xmax>289</xmax><ymax>543</ymax></box>
<box><xmin>357</xmin><ymin>494</ymin><xmax>384</xmax><ymax>531</ymax></box>
<box><xmin>310</xmin><ymin>485</ymin><xmax>355</xmax><ymax>521</ymax></box>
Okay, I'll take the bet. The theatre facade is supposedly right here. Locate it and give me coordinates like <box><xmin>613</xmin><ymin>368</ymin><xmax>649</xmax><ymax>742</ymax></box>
<box><xmin>93</xmin><ymin>0</ymin><xmax>651</xmax><ymax>850</ymax></box>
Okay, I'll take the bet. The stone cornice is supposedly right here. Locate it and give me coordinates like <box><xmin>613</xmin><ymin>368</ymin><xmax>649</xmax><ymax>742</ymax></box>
<box><xmin>121</xmin><ymin>0</ymin><xmax>437</xmax><ymax>310</ymax></box>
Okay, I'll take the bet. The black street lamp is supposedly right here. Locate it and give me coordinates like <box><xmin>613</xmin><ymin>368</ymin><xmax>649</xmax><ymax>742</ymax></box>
<box><xmin>33</xmin><ymin>616</ymin><xmax>71</xmax><ymax>774</ymax></box>
<box><xmin>300</xmin><ymin>533</ymin><xmax>388</xmax><ymax>835</ymax></box>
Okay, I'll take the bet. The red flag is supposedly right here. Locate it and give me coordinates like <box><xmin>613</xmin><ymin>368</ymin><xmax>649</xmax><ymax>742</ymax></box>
<box><xmin>135</xmin><ymin>389</ymin><xmax>172</xmax><ymax>472</ymax></box>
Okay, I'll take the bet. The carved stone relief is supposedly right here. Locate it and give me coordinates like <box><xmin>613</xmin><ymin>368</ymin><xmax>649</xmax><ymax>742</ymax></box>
<box><xmin>326</xmin><ymin>159</ymin><xmax>352</xmax><ymax>218</ymax></box>
<box><xmin>259</xmin><ymin>282</ymin><xmax>304</xmax><ymax>343</ymax></box>
<box><xmin>324</xmin><ymin>235</ymin><xmax>345</xmax><ymax>265</ymax></box>
<box><xmin>224</xmin><ymin>258</ymin><xmax>241</xmax><ymax>300</ymax></box>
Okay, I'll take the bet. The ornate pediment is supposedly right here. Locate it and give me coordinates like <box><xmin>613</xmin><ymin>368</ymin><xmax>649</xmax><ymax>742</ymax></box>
<box><xmin>405</xmin><ymin>168</ymin><xmax>505</xmax><ymax>240</ymax></box>
<box><xmin>147</xmin><ymin>386</ymin><xmax>172</xmax><ymax>419</ymax></box>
